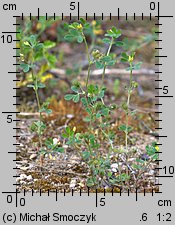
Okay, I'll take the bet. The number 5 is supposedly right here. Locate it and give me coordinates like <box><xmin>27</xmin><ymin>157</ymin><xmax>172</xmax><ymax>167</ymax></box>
<box><xmin>7</xmin><ymin>115</ymin><xmax>13</xmax><ymax>123</ymax></box>
<box><xmin>70</xmin><ymin>2</ymin><xmax>76</xmax><ymax>10</ymax></box>
<box><xmin>100</xmin><ymin>198</ymin><xmax>105</xmax><ymax>206</ymax></box>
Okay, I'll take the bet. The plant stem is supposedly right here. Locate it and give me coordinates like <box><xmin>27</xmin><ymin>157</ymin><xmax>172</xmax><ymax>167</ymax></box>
<box><xmin>125</xmin><ymin>62</ymin><xmax>133</xmax><ymax>151</ymax></box>
<box><xmin>31</xmin><ymin>49</ymin><xmax>43</xmax><ymax>148</ymax></box>
<box><xmin>102</xmin><ymin>37</ymin><xmax>113</xmax><ymax>86</ymax></box>
<box><xmin>86</xmin><ymin>65</ymin><xmax>91</xmax><ymax>89</ymax></box>
<box><xmin>82</xmin><ymin>33</ymin><xmax>91</xmax><ymax>89</ymax></box>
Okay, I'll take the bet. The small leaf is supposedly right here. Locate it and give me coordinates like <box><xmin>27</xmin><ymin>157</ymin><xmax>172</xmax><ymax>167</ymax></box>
<box><xmin>27</xmin><ymin>84</ymin><xmax>35</xmax><ymax>89</ymax></box>
<box><xmin>119</xmin><ymin>124</ymin><xmax>127</xmax><ymax>132</ymax></box>
<box><xmin>65</xmin><ymin>126</ymin><xmax>71</xmax><ymax>134</ymax></box>
<box><xmin>83</xmin><ymin>117</ymin><xmax>91</xmax><ymax>122</ymax></box>
<box><xmin>85</xmin><ymin>107</ymin><xmax>92</xmax><ymax>115</ymax></box>
<box><xmin>126</xmin><ymin>66</ymin><xmax>133</xmax><ymax>71</ymax></box>
<box><xmin>82</xmin><ymin>151</ymin><xmax>90</xmax><ymax>160</ymax></box>
<box><xmin>24</xmin><ymin>41</ymin><xmax>30</xmax><ymax>47</ymax></box>
<box><xmin>80</xmin><ymin>18</ymin><xmax>86</xmax><ymax>24</ymax></box>
<box><xmin>64</xmin><ymin>94</ymin><xmax>74</xmax><ymax>101</ymax></box>
<box><xmin>39</xmin><ymin>148</ymin><xmax>47</xmax><ymax>155</ymax></box>
<box><xmin>121</xmin><ymin>52</ymin><xmax>129</xmax><ymax>60</ymax></box>
<box><xmin>106</xmin><ymin>60</ymin><xmax>116</xmax><ymax>66</ymax></box>
<box><xmin>132</xmin><ymin>164</ymin><xmax>142</xmax><ymax>170</ymax></box>
<box><xmin>84</xmin><ymin>23</ymin><xmax>90</xmax><ymax>29</ymax></box>
<box><xmin>34</xmin><ymin>50</ymin><xmax>43</xmax><ymax>61</ymax></box>
<box><xmin>29</xmin><ymin>35</ymin><xmax>37</xmax><ymax>47</ymax></box>
<box><xmin>77</xmin><ymin>35</ymin><xmax>83</xmax><ymax>43</ymax></box>
<box><xmin>39</xmin><ymin>108</ymin><xmax>52</xmax><ymax>115</ymax></box>
<box><xmin>136</xmin><ymin>158</ymin><xmax>145</xmax><ymax>164</ymax></box>
<box><xmin>115</xmin><ymin>41</ymin><xmax>124</xmax><ymax>46</ymax></box>
<box><xmin>102</xmin><ymin>38</ymin><xmax>111</xmax><ymax>44</ymax></box>
<box><xmin>45</xmin><ymin>138</ymin><xmax>53</xmax><ymax>146</ymax></box>
<box><xmin>87</xmin><ymin>178</ymin><xmax>95</xmax><ymax>187</ymax></box>
<box><xmin>121</xmin><ymin>58</ymin><xmax>128</xmax><ymax>63</ymax></box>
<box><xmin>81</xmin><ymin>97</ymin><xmax>88</xmax><ymax>107</ymax></box>
<box><xmin>101</xmin><ymin>56</ymin><xmax>112</xmax><ymax>62</ymax></box>
<box><xmin>95</xmin><ymin>61</ymin><xmax>104</xmax><ymax>69</ymax></box>
<box><xmin>96</xmin><ymin>113</ymin><xmax>101</xmax><ymax>119</ymax></box>
<box><xmin>54</xmin><ymin>147</ymin><xmax>64</xmax><ymax>153</ymax></box>
<box><xmin>101</xmin><ymin>108</ymin><xmax>109</xmax><ymax>116</ymax></box>
<box><xmin>35</xmin><ymin>43</ymin><xmax>44</xmax><ymax>50</ymax></box>
<box><xmin>37</xmin><ymin>83</ymin><xmax>46</xmax><ymax>89</ymax></box>
<box><xmin>73</xmin><ymin>94</ymin><xmax>80</xmax><ymax>103</ymax></box>
<box><xmin>64</xmin><ymin>34</ymin><xmax>75</xmax><ymax>42</ymax></box>
<box><xmin>44</xmin><ymin>40</ymin><xmax>56</xmax><ymax>49</ymax></box>
<box><xmin>105</xmin><ymin>27</ymin><xmax>121</xmax><ymax>39</ymax></box>
<box><xmin>20</xmin><ymin>63</ymin><xmax>30</xmax><ymax>73</ymax></box>
<box><xmin>47</xmin><ymin>54</ymin><xmax>57</xmax><ymax>67</ymax></box>
<box><xmin>87</xmin><ymin>84</ymin><xmax>96</xmax><ymax>94</ymax></box>
<box><xmin>71</xmin><ymin>86</ymin><xmax>79</xmax><ymax>93</ymax></box>
<box><xmin>62</xmin><ymin>133</ymin><xmax>68</xmax><ymax>138</ymax></box>
<box><xmin>133</xmin><ymin>62</ymin><xmax>142</xmax><ymax>70</ymax></box>
<box><xmin>98</xmin><ymin>89</ymin><xmax>105</xmax><ymax>98</ymax></box>
<box><xmin>130</xmin><ymin>110</ymin><xmax>137</xmax><ymax>116</ymax></box>
<box><xmin>69</xmin><ymin>29</ymin><xmax>79</xmax><ymax>36</ymax></box>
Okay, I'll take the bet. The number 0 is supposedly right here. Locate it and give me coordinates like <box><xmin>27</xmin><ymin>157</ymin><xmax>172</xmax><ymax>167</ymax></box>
<box><xmin>1</xmin><ymin>35</ymin><xmax>13</xmax><ymax>43</ymax></box>
<box><xmin>20</xmin><ymin>198</ymin><xmax>25</xmax><ymax>206</ymax></box>
<box><xmin>150</xmin><ymin>2</ymin><xmax>156</xmax><ymax>10</ymax></box>
<box><xmin>7</xmin><ymin>195</ymin><xmax>13</xmax><ymax>203</ymax></box>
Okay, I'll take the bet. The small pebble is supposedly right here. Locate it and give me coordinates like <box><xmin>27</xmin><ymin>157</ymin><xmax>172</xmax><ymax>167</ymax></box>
<box><xmin>26</xmin><ymin>175</ymin><xmax>33</xmax><ymax>181</ymax></box>
<box><xmin>111</xmin><ymin>163</ymin><xmax>118</xmax><ymax>173</ymax></box>
<box><xmin>67</xmin><ymin>114</ymin><xmax>74</xmax><ymax>119</ymax></box>
<box><xmin>70</xmin><ymin>179</ymin><xmax>76</xmax><ymax>188</ymax></box>
<box><xmin>149</xmin><ymin>170</ymin><xmax>154</xmax><ymax>175</ymax></box>
<box><xmin>20</xmin><ymin>174</ymin><xmax>27</xmax><ymax>179</ymax></box>
<box><xmin>30</xmin><ymin>153</ymin><xmax>37</xmax><ymax>160</ymax></box>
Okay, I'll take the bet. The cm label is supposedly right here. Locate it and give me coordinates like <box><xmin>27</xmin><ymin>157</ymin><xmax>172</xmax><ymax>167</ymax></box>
<box><xmin>3</xmin><ymin>4</ymin><xmax>16</xmax><ymax>10</ymax></box>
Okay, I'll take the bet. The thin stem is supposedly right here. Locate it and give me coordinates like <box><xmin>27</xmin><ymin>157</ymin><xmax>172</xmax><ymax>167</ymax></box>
<box><xmin>102</xmin><ymin>37</ymin><xmax>114</xmax><ymax>86</ymax></box>
<box><xmin>86</xmin><ymin>65</ymin><xmax>91</xmax><ymax>89</ymax></box>
<box><xmin>31</xmin><ymin>49</ymin><xmax>42</xmax><ymax>148</ymax></box>
<box><xmin>82</xmin><ymin>33</ymin><xmax>91</xmax><ymax>89</ymax></box>
<box><xmin>125</xmin><ymin>63</ymin><xmax>133</xmax><ymax>152</ymax></box>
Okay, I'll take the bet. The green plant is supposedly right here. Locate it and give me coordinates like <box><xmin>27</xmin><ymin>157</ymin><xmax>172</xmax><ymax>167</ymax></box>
<box><xmin>19</xmin><ymin>18</ymin><xmax>158</xmax><ymax>191</ymax></box>
<box><xmin>123</xmin><ymin>29</ymin><xmax>158</xmax><ymax>52</ymax></box>
<box><xmin>120</xmin><ymin>52</ymin><xmax>142</xmax><ymax>151</ymax></box>
<box><xmin>20</xmin><ymin>35</ymin><xmax>63</xmax><ymax>164</ymax></box>
<box><xmin>17</xmin><ymin>17</ymin><xmax>60</xmax><ymax>87</ymax></box>
<box><xmin>63</xmin><ymin>20</ymin><xmax>128</xmax><ymax>187</ymax></box>
<box><xmin>45</xmin><ymin>138</ymin><xmax>64</xmax><ymax>153</ymax></box>
<box><xmin>132</xmin><ymin>142</ymin><xmax>159</xmax><ymax>187</ymax></box>
<box><xmin>63</xmin><ymin>20</ymin><xmax>158</xmax><ymax>189</ymax></box>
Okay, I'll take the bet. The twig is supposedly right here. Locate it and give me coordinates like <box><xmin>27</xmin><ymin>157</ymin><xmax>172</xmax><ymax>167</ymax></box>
<box><xmin>47</xmin><ymin>67</ymin><xmax>157</xmax><ymax>78</ymax></box>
